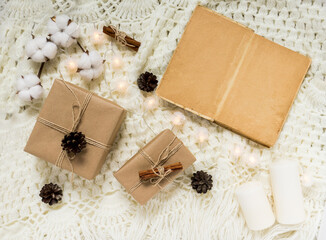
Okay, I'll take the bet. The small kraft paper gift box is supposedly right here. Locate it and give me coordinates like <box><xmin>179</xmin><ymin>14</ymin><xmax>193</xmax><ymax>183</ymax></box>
<box><xmin>114</xmin><ymin>129</ymin><xmax>196</xmax><ymax>205</ymax></box>
<box><xmin>25</xmin><ymin>79</ymin><xmax>126</xmax><ymax>179</ymax></box>
<box><xmin>156</xmin><ymin>5</ymin><xmax>311</xmax><ymax>147</ymax></box>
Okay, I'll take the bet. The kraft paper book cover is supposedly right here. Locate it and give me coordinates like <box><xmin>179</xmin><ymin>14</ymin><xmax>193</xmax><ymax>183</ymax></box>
<box><xmin>156</xmin><ymin>5</ymin><xmax>311</xmax><ymax>147</ymax></box>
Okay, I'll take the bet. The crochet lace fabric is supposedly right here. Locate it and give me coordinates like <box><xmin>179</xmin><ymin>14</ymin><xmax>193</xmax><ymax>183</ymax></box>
<box><xmin>0</xmin><ymin>0</ymin><xmax>325</xmax><ymax>239</ymax></box>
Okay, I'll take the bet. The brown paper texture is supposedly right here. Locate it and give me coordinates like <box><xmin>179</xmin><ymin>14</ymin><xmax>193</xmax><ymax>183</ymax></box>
<box><xmin>156</xmin><ymin>5</ymin><xmax>311</xmax><ymax>147</ymax></box>
<box><xmin>114</xmin><ymin>129</ymin><xmax>196</xmax><ymax>205</ymax></box>
<box><xmin>24</xmin><ymin>79</ymin><xmax>126</xmax><ymax>179</ymax></box>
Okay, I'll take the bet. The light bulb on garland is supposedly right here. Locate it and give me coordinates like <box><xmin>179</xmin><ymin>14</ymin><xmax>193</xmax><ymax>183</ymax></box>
<box><xmin>233</xmin><ymin>144</ymin><xmax>243</xmax><ymax>158</ymax></box>
<box><xmin>171</xmin><ymin>111</ymin><xmax>186</xmax><ymax>126</ymax></box>
<box><xmin>144</xmin><ymin>96</ymin><xmax>158</xmax><ymax>111</ymax></box>
<box><xmin>66</xmin><ymin>58</ymin><xmax>78</xmax><ymax>73</ymax></box>
<box><xmin>112</xmin><ymin>55</ymin><xmax>123</xmax><ymax>69</ymax></box>
<box><xmin>195</xmin><ymin>127</ymin><xmax>209</xmax><ymax>143</ymax></box>
<box><xmin>301</xmin><ymin>170</ymin><xmax>314</xmax><ymax>187</ymax></box>
<box><xmin>115</xmin><ymin>79</ymin><xmax>129</xmax><ymax>94</ymax></box>
<box><xmin>244</xmin><ymin>154</ymin><xmax>259</xmax><ymax>168</ymax></box>
<box><xmin>92</xmin><ymin>30</ymin><xmax>104</xmax><ymax>45</ymax></box>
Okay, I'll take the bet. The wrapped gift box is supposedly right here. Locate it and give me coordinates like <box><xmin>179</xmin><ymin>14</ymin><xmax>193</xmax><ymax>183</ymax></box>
<box><xmin>156</xmin><ymin>5</ymin><xmax>311</xmax><ymax>147</ymax></box>
<box><xmin>25</xmin><ymin>79</ymin><xmax>126</xmax><ymax>179</ymax></box>
<box><xmin>114</xmin><ymin>129</ymin><xmax>196</xmax><ymax>205</ymax></box>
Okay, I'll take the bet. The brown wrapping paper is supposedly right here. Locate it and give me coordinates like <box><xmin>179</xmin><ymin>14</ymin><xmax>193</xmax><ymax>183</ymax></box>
<box><xmin>24</xmin><ymin>79</ymin><xmax>126</xmax><ymax>179</ymax></box>
<box><xmin>156</xmin><ymin>5</ymin><xmax>311</xmax><ymax>147</ymax></box>
<box><xmin>114</xmin><ymin>129</ymin><xmax>196</xmax><ymax>205</ymax></box>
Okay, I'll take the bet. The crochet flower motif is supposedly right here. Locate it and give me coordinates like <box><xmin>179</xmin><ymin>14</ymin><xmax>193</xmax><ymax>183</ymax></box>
<box><xmin>48</xmin><ymin>15</ymin><xmax>80</xmax><ymax>48</ymax></box>
<box><xmin>77</xmin><ymin>51</ymin><xmax>104</xmax><ymax>81</ymax></box>
<box><xmin>16</xmin><ymin>74</ymin><xmax>43</xmax><ymax>101</ymax></box>
<box><xmin>26</xmin><ymin>36</ymin><xmax>57</xmax><ymax>63</ymax></box>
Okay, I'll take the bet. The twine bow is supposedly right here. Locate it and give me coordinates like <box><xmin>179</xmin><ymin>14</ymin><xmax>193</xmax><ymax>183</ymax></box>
<box><xmin>149</xmin><ymin>166</ymin><xmax>172</xmax><ymax>187</ymax></box>
<box><xmin>109</xmin><ymin>25</ymin><xmax>134</xmax><ymax>47</ymax></box>
<box><xmin>128</xmin><ymin>136</ymin><xmax>183</xmax><ymax>193</ymax></box>
<box><xmin>37</xmin><ymin>80</ymin><xmax>111</xmax><ymax>181</ymax></box>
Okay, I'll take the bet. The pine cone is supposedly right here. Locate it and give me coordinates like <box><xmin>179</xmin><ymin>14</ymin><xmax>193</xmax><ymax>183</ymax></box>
<box><xmin>137</xmin><ymin>71</ymin><xmax>158</xmax><ymax>92</ymax></box>
<box><xmin>61</xmin><ymin>131</ymin><xmax>86</xmax><ymax>155</ymax></box>
<box><xmin>39</xmin><ymin>183</ymin><xmax>63</xmax><ymax>205</ymax></box>
<box><xmin>191</xmin><ymin>170</ymin><xmax>213</xmax><ymax>194</ymax></box>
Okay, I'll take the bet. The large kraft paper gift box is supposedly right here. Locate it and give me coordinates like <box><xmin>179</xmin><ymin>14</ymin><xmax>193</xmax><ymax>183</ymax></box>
<box><xmin>114</xmin><ymin>129</ymin><xmax>196</xmax><ymax>205</ymax></box>
<box><xmin>25</xmin><ymin>79</ymin><xmax>126</xmax><ymax>179</ymax></box>
<box><xmin>156</xmin><ymin>5</ymin><xmax>311</xmax><ymax>147</ymax></box>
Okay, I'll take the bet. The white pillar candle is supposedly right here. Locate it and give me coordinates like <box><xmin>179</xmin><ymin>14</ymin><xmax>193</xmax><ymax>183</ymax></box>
<box><xmin>270</xmin><ymin>161</ymin><xmax>305</xmax><ymax>224</ymax></box>
<box><xmin>236</xmin><ymin>181</ymin><xmax>275</xmax><ymax>231</ymax></box>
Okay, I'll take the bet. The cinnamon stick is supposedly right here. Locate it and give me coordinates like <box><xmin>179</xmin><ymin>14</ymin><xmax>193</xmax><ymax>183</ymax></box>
<box><xmin>139</xmin><ymin>162</ymin><xmax>183</xmax><ymax>181</ymax></box>
<box><xmin>103</xmin><ymin>26</ymin><xmax>141</xmax><ymax>51</ymax></box>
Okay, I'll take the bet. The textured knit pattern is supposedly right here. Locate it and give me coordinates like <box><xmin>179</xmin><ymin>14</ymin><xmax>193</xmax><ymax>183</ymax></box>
<box><xmin>0</xmin><ymin>0</ymin><xmax>325</xmax><ymax>239</ymax></box>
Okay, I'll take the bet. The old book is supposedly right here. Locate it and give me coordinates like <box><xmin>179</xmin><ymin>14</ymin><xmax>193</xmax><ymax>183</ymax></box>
<box><xmin>156</xmin><ymin>5</ymin><xmax>311</xmax><ymax>147</ymax></box>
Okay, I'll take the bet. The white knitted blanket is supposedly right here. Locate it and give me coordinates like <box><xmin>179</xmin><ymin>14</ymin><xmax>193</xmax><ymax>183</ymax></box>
<box><xmin>0</xmin><ymin>0</ymin><xmax>325</xmax><ymax>239</ymax></box>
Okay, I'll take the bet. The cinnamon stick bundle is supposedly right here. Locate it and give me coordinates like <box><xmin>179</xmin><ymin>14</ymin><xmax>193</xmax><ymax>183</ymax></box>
<box><xmin>139</xmin><ymin>162</ymin><xmax>183</xmax><ymax>181</ymax></box>
<box><xmin>103</xmin><ymin>26</ymin><xmax>141</xmax><ymax>51</ymax></box>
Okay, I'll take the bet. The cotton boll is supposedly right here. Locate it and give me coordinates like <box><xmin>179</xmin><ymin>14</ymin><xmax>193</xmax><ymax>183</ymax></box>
<box><xmin>79</xmin><ymin>69</ymin><xmax>94</xmax><ymax>82</ymax></box>
<box><xmin>42</xmin><ymin>42</ymin><xmax>57</xmax><ymax>60</ymax></box>
<box><xmin>65</xmin><ymin>22</ymin><xmax>79</xmax><ymax>38</ymax></box>
<box><xmin>29</xmin><ymin>85</ymin><xmax>44</xmax><ymax>99</ymax></box>
<box><xmin>78</xmin><ymin>53</ymin><xmax>92</xmax><ymax>69</ymax></box>
<box><xmin>47</xmin><ymin>20</ymin><xmax>59</xmax><ymax>35</ymax></box>
<box><xmin>34</xmin><ymin>36</ymin><xmax>46</xmax><ymax>49</ymax></box>
<box><xmin>93</xmin><ymin>65</ymin><xmax>104</xmax><ymax>79</ymax></box>
<box><xmin>31</xmin><ymin>50</ymin><xmax>46</xmax><ymax>62</ymax></box>
<box><xmin>16</xmin><ymin>77</ymin><xmax>27</xmax><ymax>91</ymax></box>
<box><xmin>16</xmin><ymin>74</ymin><xmax>43</xmax><ymax>101</ymax></box>
<box><xmin>18</xmin><ymin>90</ymin><xmax>32</xmax><ymax>101</ymax></box>
<box><xmin>56</xmin><ymin>15</ymin><xmax>70</xmax><ymax>29</ymax></box>
<box><xmin>89</xmin><ymin>51</ymin><xmax>102</xmax><ymax>67</ymax></box>
<box><xmin>48</xmin><ymin>15</ymin><xmax>80</xmax><ymax>48</ymax></box>
<box><xmin>24</xmin><ymin>74</ymin><xmax>40</xmax><ymax>87</ymax></box>
<box><xmin>77</xmin><ymin>51</ymin><xmax>104</xmax><ymax>81</ymax></box>
<box><xmin>26</xmin><ymin>41</ymin><xmax>38</xmax><ymax>58</ymax></box>
<box><xmin>26</xmin><ymin>36</ymin><xmax>57</xmax><ymax>62</ymax></box>
<box><xmin>51</xmin><ymin>32</ymin><xmax>69</xmax><ymax>47</ymax></box>
<box><xmin>63</xmin><ymin>37</ymin><xmax>74</xmax><ymax>48</ymax></box>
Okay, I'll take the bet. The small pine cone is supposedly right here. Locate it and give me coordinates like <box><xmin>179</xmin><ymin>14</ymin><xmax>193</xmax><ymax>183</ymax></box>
<box><xmin>137</xmin><ymin>71</ymin><xmax>158</xmax><ymax>92</ymax></box>
<box><xmin>39</xmin><ymin>183</ymin><xmax>63</xmax><ymax>205</ymax></box>
<box><xmin>61</xmin><ymin>131</ymin><xmax>86</xmax><ymax>155</ymax></box>
<box><xmin>191</xmin><ymin>170</ymin><xmax>213</xmax><ymax>194</ymax></box>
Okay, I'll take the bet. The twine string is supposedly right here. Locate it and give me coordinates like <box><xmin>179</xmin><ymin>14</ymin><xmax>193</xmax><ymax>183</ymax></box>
<box><xmin>128</xmin><ymin>136</ymin><xmax>182</xmax><ymax>193</ymax></box>
<box><xmin>110</xmin><ymin>25</ymin><xmax>134</xmax><ymax>47</ymax></box>
<box><xmin>37</xmin><ymin>80</ymin><xmax>111</xmax><ymax>182</ymax></box>
<box><xmin>149</xmin><ymin>166</ymin><xmax>172</xmax><ymax>187</ymax></box>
